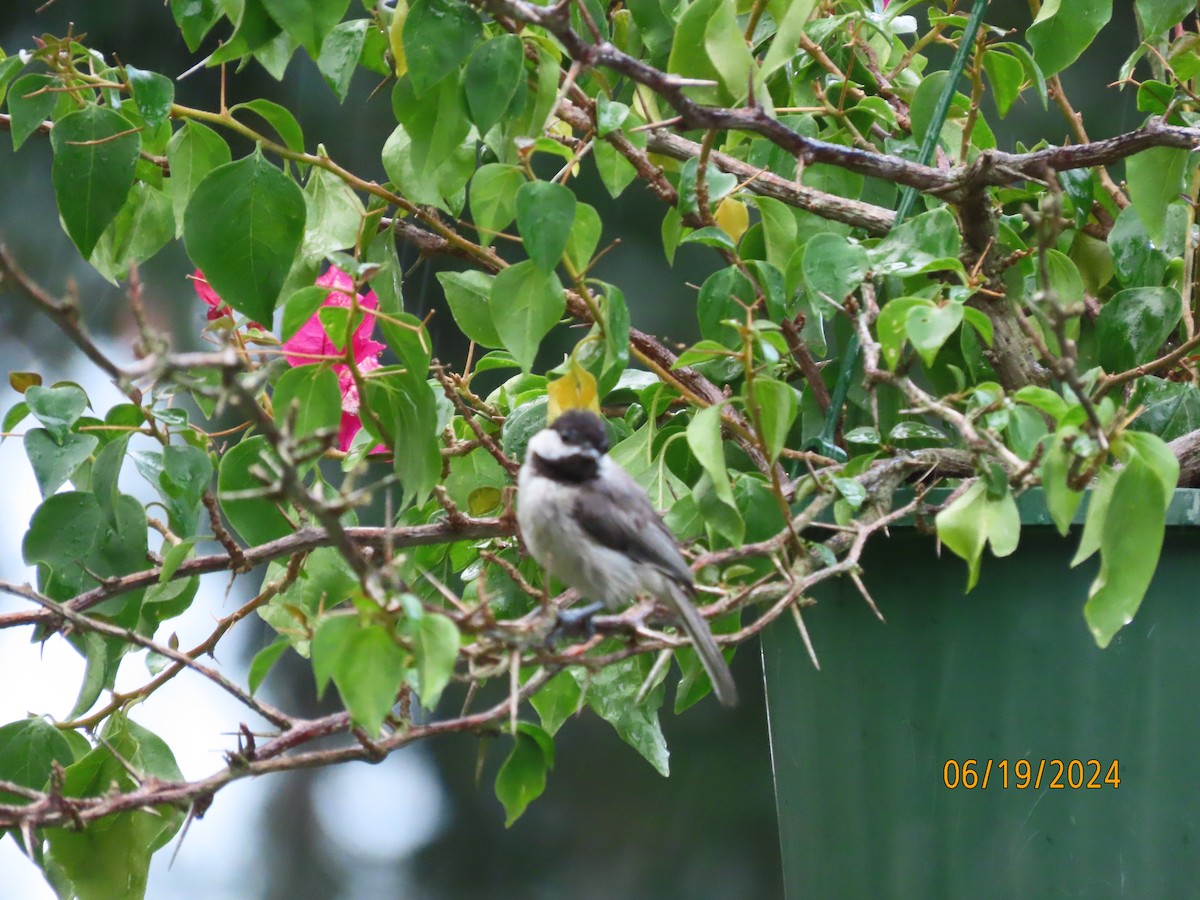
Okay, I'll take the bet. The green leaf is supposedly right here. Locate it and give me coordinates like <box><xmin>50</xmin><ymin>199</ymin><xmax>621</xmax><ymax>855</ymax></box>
<box><xmin>22</xmin><ymin>492</ymin><xmax>101</xmax><ymax>584</ymax></box>
<box><xmin>302</xmin><ymin>164</ymin><xmax>365</xmax><ymax>259</ymax></box>
<box><xmin>530</xmin><ymin>670</ymin><xmax>581</xmax><ymax>735</ymax></box>
<box><xmin>598</xmin><ymin>282</ymin><xmax>630</xmax><ymax>395</ymax></box>
<box><xmin>89</xmin><ymin>183</ymin><xmax>176</xmax><ymax>282</ymax></box>
<box><xmin>687</xmin><ymin>403</ymin><xmax>727</xmax><ymax>489</ymax></box>
<box><xmin>281</xmin><ymin>285</ymin><xmax>330</xmax><ymax>340</ymax></box>
<box><xmin>24</xmin><ymin>384</ymin><xmax>89</xmax><ymax>444</ymax></box>
<box><xmin>874</xmin><ymin>297</ymin><xmax>928</xmax><ymax>369</ymax></box>
<box><xmin>761</xmin><ymin>0</ymin><xmax>818</xmax><ymax>78</ymax></box>
<box><xmin>1127</xmin><ymin>146</ymin><xmax>1189</xmax><ymax>246</ymax></box>
<box><xmin>1132</xmin><ymin>377</ymin><xmax>1200</xmax><ymax>441</ymax></box>
<box><xmin>208</xmin><ymin>0</ymin><xmax>282</xmax><ymax>65</ymax></box>
<box><xmin>410</xmin><ymin>612</ymin><xmax>459</xmax><ymax>708</ymax></box>
<box><xmin>50</xmin><ymin>106</ymin><xmax>141</xmax><ymax>259</ymax></box>
<box><xmin>381</xmin><ymin>121</ymin><xmax>475</xmax><ymax>213</ymax></box>
<box><xmin>46</xmin><ymin>717</ymin><xmax>183</xmax><ymax>899</ymax></box>
<box><xmin>1042</xmin><ymin>248</ymin><xmax>1084</xmax><ymax>308</ymax></box>
<box><xmin>489</xmin><ymin>261</ymin><xmax>565</xmax><ymax>372</ymax></box>
<box><xmin>1095</xmin><ymin>287</ymin><xmax>1182</xmax><ymax>374</ymax></box>
<box><xmin>230</xmin><ymin>98</ymin><xmax>306</xmax><ymax>155</ymax></box>
<box><xmin>1027</xmin><ymin>0</ymin><xmax>1112</xmax><ymax>77</ymax></box>
<box><xmin>437</xmin><ymin>270</ymin><xmax>502</xmax><ymax>347</ymax></box>
<box><xmin>502</xmin><ymin>398</ymin><xmax>549</xmax><ymax>463</ymax></box>
<box><xmin>273</xmin><ymin>364</ymin><xmax>342</xmax><ymax>439</ymax></box>
<box><xmin>469</xmin><ymin>163</ymin><xmax>524</xmax><ymax>246</ymax></box>
<box><xmin>802</xmin><ymin>232</ymin><xmax>868</xmax><ymax>307</ymax></box>
<box><xmin>751</xmin><ymin>377</ymin><xmax>797</xmax><ymax>463</ymax></box>
<box><xmin>126</xmin><ymin>66</ymin><xmax>175</xmax><ymax>130</ymax></box>
<box><xmin>402</xmin><ymin>0</ymin><xmax>482</xmax><ymax>96</ymax></box>
<box><xmin>594</xmin><ymin>137</ymin><xmax>640</xmax><ymax>198</ymax></box>
<box><xmin>1041</xmin><ymin>428</ymin><xmax>1083</xmax><ymax>535</ymax></box>
<box><xmin>983</xmin><ymin>49</ymin><xmax>1025</xmax><ymax>118</ymax></box>
<box><xmin>564</xmin><ymin>203</ymin><xmax>602</xmax><ymax>273</ymax></box>
<box><xmin>868</xmin><ymin>207</ymin><xmax>962</xmax><ymax>276</ymax></box>
<box><xmin>1072</xmin><ymin>465</ymin><xmax>1117</xmax><ymax>567</ymax></box>
<box><xmin>171</xmin><ymin>0</ymin><xmax>222</xmax><ymax>51</ymax></box>
<box><xmin>262</xmin><ymin>548</ymin><xmax>354</xmax><ymax>651</ymax></box>
<box><xmin>667</xmin><ymin>0</ymin><xmax>724</xmax><ymax>105</ymax></box>
<box><xmin>595</xmin><ymin>95</ymin><xmax>629</xmax><ymax>136</ymax></box>
<box><xmin>667</xmin><ymin>0</ymin><xmax>752</xmax><ymax>104</ymax></box>
<box><xmin>363</xmin><ymin>370</ymin><xmax>442</xmax><ymax>505</ymax></box>
<box><xmin>1084</xmin><ymin>437</ymin><xmax>1177</xmax><ymax>647</ymax></box>
<box><xmin>0</xmin><ymin>56</ymin><xmax>24</xmax><ymax>110</ymax></box>
<box><xmin>465</xmin><ymin>33</ymin><xmax>524</xmax><ymax>134</ymax></box>
<box><xmin>1137</xmin><ymin>0</ymin><xmax>1195</xmax><ymax>35</ymax></box>
<box><xmin>679</xmin><ymin>225</ymin><xmax>736</xmax><ymax>252</ymax></box>
<box><xmin>317</xmin><ymin>18</ymin><xmax>369</xmax><ymax>101</ymax></box>
<box><xmin>686</xmin><ymin>403</ymin><xmax>743</xmax><ymax>546</ymax></box>
<box><xmin>516</xmin><ymin>181</ymin><xmax>576</xmax><ymax>273</ymax></box>
<box><xmin>697</xmin><ymin>265</ymin><xmax>753</xmax><ymax>344</ymax></box>
<box><xmin>906</xmin><ymin>301</ymin><xmax>964</xmax><ymax>367</ymax></box>
<box><xmin>184</xmin><ymin>151</ymin><xmax>307</xmax><ymax>326</ymax></box>
<box><xmin>334</xmin><ymin>624</ymin><xmax>406</xmax><ymax>736</ymax></box>
<box><xmin>832</xmin><ymin>476</ymin><xmax>866</xmax><ymax>509</ymax></box>
<box><xmin>581</xmin><ymin>652</ymin><xmax>669</xmax><ymax>775</ymax></box>
<box><xmin>961</xmin><ymin>306</ymin><xmax>994</xmax><ymax>346</ymax></box>
<box><xmin>310</xmin><ymin>614</ymin><xmax>359</xmax><ymax>695</ymax></box>
<box><xmin>935</xmin><ymin>480</ymin><xmax>1021</xmax><ymax>591</ymax></box>
<box><xmin>495</xmin><ymin>722</ymin><xmax>554</xmax><ymax>826</ymax></box>
<box><xmin>24</xmin><ymin>430</ymin><xmax>98</xmax><ymax>497</ymax></box>
<box><xmin>391</xmin><ymin>75</ymin><xmax>470</xmax><ymax>177</ymax></box>
<box><xmin>261</xmin><ymin>0</ymin><xmax>350</xmax><ymax>55</ymax></box>
<box><xmin>679</xmin><ymin>159</ymin><xmax>738</xmax><ymax>217</ymax></box>
<box><xmin>166</xmin><ymin>120</ymin><xmax>231</xmax><ymax>237</ymax></box>
<box><xmin>217</xmin><ymin>435</ymin><xmax>294</xmax><ymax>546</ymax></box>
<box><xmin>2</xmin><ymin>400</ymin><xmax>30</xmax><ymax>437</ymax></box>
<box><xmin>8</xmin><ymin>74</ymin><xmax>56</xmax><ymax>151</ymax></box>
<box><xmin>1014</xmin><ymin>384</ymin><xmax>1069</xmax><ymax>422</ymax></box>
<box><xmin>1108</xmin><ymin>204</ymin><xmax>1172</xmax><ymax>287</ymax></box>
<box><xmin>248</xmin><ymin>637</ymin><xmax>290</xmax><ymax>695</ymax></box>
<box><xmin>159</xmin><ymin>538</ymin><xmax>196</xmax><ymax>584</ymax></box>
<box><xmin>0</xmin><ymin>717</ymin><xmax>76</xmax><ymax>804</ymax></box>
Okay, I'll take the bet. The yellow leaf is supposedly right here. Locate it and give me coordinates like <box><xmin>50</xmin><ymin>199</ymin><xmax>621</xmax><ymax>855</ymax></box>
<box><xmin>388</xmin><ymin>0</ymin><xmax>409</xmax><ymax>79</ymax></box>
<box><xmin>547</xmin><ymin>358</ymin><xmax>600</xmax><ymax>422</ymax></box>
<box><xmin>714</xmin><ymin>196</ymin><xmax>749</xmax><ymax>245</ymax></box>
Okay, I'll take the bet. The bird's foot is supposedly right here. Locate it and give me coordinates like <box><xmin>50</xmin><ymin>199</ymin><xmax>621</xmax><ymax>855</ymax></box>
<box><xmin>548</xmin><ymin>601</ymin><xmax>606</xmax><ymax>643</ymax></box>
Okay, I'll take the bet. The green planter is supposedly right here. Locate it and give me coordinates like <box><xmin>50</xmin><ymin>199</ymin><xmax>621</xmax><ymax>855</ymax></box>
<box><xmin>762</xmin><ymin>489</ymin><xmax>1200</xmax><ymax>897</ymax></box>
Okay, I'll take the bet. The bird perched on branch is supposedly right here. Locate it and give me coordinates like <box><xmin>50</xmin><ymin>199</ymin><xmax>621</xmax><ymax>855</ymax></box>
<box><xmin>517</xmin><ymin>408</ymin><xmax>738</xmax><ymax>707</ymax></box>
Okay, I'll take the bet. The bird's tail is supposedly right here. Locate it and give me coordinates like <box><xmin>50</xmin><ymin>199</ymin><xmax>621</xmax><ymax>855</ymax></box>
<box><xmin>666</xmin><ymin>584</ymin><xmax>738</xmax><ymax>707</ymax></box>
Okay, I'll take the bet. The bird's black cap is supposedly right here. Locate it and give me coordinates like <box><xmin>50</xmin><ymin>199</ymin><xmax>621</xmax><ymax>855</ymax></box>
<box><xmin>551</xmin><ymin>409</ymin><xmax>609</xmax><ymax>455</ymax></box>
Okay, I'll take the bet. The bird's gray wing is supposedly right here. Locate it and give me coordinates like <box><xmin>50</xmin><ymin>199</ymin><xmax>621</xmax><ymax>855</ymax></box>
<box><xmin>571</xmin><ymin>462</ymin><xmax>693</xmax><ymax>586</ymax></box>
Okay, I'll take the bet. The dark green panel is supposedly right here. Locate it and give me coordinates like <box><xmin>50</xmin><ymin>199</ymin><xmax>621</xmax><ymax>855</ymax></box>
<box><xmin>763</xmin><ymin>489</ymin><xmax>1200</xmax><ymax>898</ymax></box>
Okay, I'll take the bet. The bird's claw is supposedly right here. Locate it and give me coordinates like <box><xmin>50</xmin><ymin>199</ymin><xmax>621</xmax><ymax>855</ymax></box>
<box><xmin>547</xmin><ymin>601</ymin><xmax>605</xmax><ymax>643</ymax></box>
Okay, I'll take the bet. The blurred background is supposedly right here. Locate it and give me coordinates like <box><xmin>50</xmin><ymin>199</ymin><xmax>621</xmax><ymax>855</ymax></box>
<box><xmin>0</xmin><ymin>1</ymin><xmax>1140</xmax><ymax>897</ymax></box>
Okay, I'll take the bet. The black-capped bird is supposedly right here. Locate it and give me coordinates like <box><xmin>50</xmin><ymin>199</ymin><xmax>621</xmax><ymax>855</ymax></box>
<box><xmin>517</xmin><ymin>409</ymin><xmax>737</xmax><ymax>707</ymax></box>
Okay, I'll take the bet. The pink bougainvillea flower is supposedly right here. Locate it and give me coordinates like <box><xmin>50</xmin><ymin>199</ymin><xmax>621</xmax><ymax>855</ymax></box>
<box><xmin>281</xmin><ymin>266</ymin><xmax>388</xmax><ymax>454</ymax></box>
<box><xmin>282</xmin><ymin>266</ymin><xmax>387</xmax><ymax>368</ymax></box>
<box><xmin>336</xmin><ymin>355</ymin><xmax>382</xmax><ymax>453</ymax></box>
<box><xmin>193</xmin><ymin>269</ymin><xmax>232</xmax><ymax>321</ymax></box>
<box><xmin>192</xmin><ymin>269</ymin><xmax>265</xmax><ymax>330</ymax></box>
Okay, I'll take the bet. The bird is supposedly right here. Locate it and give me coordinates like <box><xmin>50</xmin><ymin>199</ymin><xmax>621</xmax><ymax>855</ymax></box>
<box><xmin>517</xmin><ymin>408</ymin><xmax>738</xmax><ymax>707</ymax></box>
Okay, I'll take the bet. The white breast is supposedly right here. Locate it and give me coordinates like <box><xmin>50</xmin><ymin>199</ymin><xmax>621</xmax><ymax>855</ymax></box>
<box><xmin>517</xmin><ymin>464</ymin><xmax>642</xmax><ymax>609</ymax></box>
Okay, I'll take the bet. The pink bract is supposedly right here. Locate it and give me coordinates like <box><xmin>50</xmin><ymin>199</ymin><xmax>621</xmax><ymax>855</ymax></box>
<box><xmin>281</xmin><ymin>267</ymin><xmax>387</xmax><ymax>368</ymax></box>
<box><xmin>193</xmin><ymin>270</ymin><xmax>231</xmax><ymax>321</ymax></box>
<box><xmin>280</xmin><ymin>267</ymin><xmax>389</xmax><ymax>454</ymax></box>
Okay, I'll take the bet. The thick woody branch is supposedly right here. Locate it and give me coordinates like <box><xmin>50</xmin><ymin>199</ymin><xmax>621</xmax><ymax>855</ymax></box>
<box><xmin>644</xmin><ymin>129</ymin><xmax>895</xmax><ymax>235</ymax></box>
<box><xmin>0</xmin><ymin>518</ymin><xmax>509</xmax><ymax>630</ymax></box>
